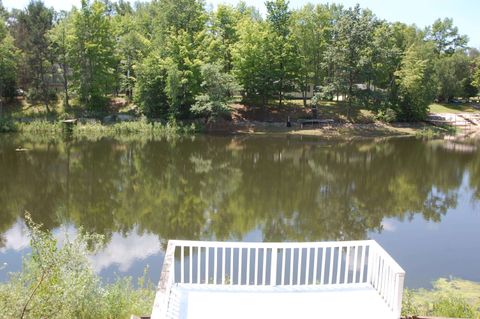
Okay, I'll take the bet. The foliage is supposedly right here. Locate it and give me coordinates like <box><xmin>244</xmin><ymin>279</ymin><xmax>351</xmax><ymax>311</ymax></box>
<box><xmin>0</xmin><ymin>15</ymin><xmax>18</xmax><ymax>106</ymax></box>
<box><xmin>233</xmin><ymin>17</ymin><xmax>274</xmax><ymax>106</ymax></box>
<box><xmin>426</xmin><ymin>18</ymin><xmax>469</xmax><ymax>55</ymax></box>
<box><xmin>11</xmin><ymin>0</ymin><xmax>55</xmax><ymax>111</ymax></box>
<box><xmin>431</xmin><ymin>297</ymin><xmax>477</xmax><ymax>318</ymax></box>
<box><xmin>134</xmin><ymin>53</ymin><xmax>169</xmax><ymax>117</ymax></box>
<box><xmin>290</xmin><ymin>4</ymin><xmax>331</xmax><ymax>106</ymax></box>
<box><xmin>473</xmin><ymin>57</ymin><xmax>480</xmax><ymax>90</ymax></box>
<box><xmin>374</xmin><ymin>108</ymin><xmax>397</xmax><ymax>123</ymax></box>
<box><xmin>17</xmin><ymin>120</ymin><xmax>62</xmax><ymax>135</ymax></box>
<box><xmin>113</xmin><ymin>12</ymin><xmax>151</xmax><ymax>100</ymax></box>
<box><xmin>415</xmin><ymin>126</ymin><xmax>456</xmax><ymax>139</ymax></box>
<box><xmin>0</xmin><ymin>0</ymin><xmax>478</xmax><ymax>123</ymax></box>
<box><xmin>434</xmin><ymin>51</ymin><xmax>471</xmax><ymax>101</ymax></box>
<box><xmin>208</xmin><ymin>4</ymin><xmax>240</xmax><ymax>72</ymax></box>
<box><xmin>0</xmin><ymin>213</ymin><xmax>155</xmax><ymax>319</ymax></box>
<box><xmin>0</xmin><ymin>117</ymin><xmax>17</xmax><ymax>132</ymax></box>
<box><xmin>265</xmin><ymin>0</ymin><xmax>298</xmax><ymax>107</ymax></box>
<box><xmin>312</xmin><ymin>84</ymin><xmax>335</xmax><ymax>103</ymax></box>
<box><xmin>401</xmin><ymin>289</ymin><xmax>419</xmax><ymax>318</ymax></box>
<box><xmin>326</xmin><ymin>5</ymin><xmax>378</xmax><ymax>116</ymax></box>
<box><xmin>48</xmin><ymin>10</ymin><xmax>72</xmax><ymax>108</ymax></box>
<box><xmin>11</xmin><ymin>118</ymin><xmax>197</xmax><ymax>139</ymax></box>
<box><xmin>69</xmin><ymin>0</ymin><xmax>116</xmax><ymax>107</ymax></box>
<box><xmin>191</xmin><ymin>63</ymin><xmax>240</xmax><ymax>121</ymax></box>
<box><xmin>403</xmin><ymin>278</ymin><xmax>480</xmax><ymax>319</ymax></box>
<box><xmin>394</xmin><ymin>42</ymin><xmax>437</xmax><ymax>120</ymax></box>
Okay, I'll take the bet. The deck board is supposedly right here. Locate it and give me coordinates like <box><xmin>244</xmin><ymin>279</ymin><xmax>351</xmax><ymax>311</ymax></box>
<box><xmin>166</xmin><ymin>284</ymin><xmax>395</xmax><ymax>319</ymax></box>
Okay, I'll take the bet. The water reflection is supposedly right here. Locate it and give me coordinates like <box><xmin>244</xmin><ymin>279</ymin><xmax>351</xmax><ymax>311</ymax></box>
<box><xmin>0</xmin><ymin>134</ymin><xmax>479</xmax><ymax>287</ymax></box>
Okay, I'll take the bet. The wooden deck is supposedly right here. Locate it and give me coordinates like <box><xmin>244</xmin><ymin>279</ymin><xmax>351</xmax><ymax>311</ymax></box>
<box><xmin>151</xmin><ymin>240</ymin><xmax>405</xmax><ymax>319</ymax></box>
<box><xmin>165</xmin><ymin>284</ymin><xmax>394</xmax><ymax>319</ymax></box>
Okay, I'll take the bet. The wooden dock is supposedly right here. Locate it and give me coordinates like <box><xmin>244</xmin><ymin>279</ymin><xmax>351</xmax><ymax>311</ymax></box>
<box><xmin>299</xmin><ymin>118</ymin><xmax>335</xmax><ymax>128</ymax></box>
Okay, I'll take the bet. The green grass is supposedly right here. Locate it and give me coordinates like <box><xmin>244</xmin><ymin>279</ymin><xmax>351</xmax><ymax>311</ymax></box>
<box><xmin>429</xmin><ymin>103</ymin><xmax>479</xmax><ymax>114</ymax></box>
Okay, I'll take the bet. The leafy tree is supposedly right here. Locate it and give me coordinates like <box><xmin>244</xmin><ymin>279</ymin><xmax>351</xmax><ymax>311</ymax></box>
<box><xmin>0</xmin><ymin>15</ymin><xmax>19</xmax><ymax>115</ymax></box>
<box><xmin>145</xmin><ymin>0</ymin><xmax>207</xmax><ymax>118</ymax></box>
<box><xmin>472</xmin><ymin>57</ymin><xmax>480</xmax><ymax>93</ymax></box>
<box><xmin>163</xmin><ymin>30</ymin><xmax>204</xmax><ymax>118</ymax></box>
<box><xmin>13</xmin><ymin>0</ymin><xmax>55</xmax><ymax>111</ymax></box>
<box><xmin>360</xmin><ymin>21</ymin><xmax>404</xmax><ymax>113</ymax></box>
<box><xmin>290</xmin><ymin>4</ymin><xmax>331</xmax><ymax>106</ymax></box>
<box><xmin>208</xmin><ymin>5</ymin><xmax>240</xmax><ymax>73</ymax></box>
<box><xmin>426</xmin><ymin>18</ymin><xmax>468</xmax><ymax>55</ymax></box>
<box><xmin>134</xmin><ymin>53</ymin><xmax>169</xmax><ymax>117</ymax></box>
<box><xmin>327</xmin><ymin>5</ymin><xmax>377</xmax><ymax>115</ymax></box>
<box><xmin>191</xmin><ymin>63</ymin><xmax>241</xmax><ymax>122</ymax></box>
<box><xmin>434</xmin><ymin>51</ymin><xmax>471</xmax><ymax>101</ymax></box>
<box><xmin>49</xmin><ymin>11</ymin><xmax>72</xmax><ymax>108</ymax></box>
<box><xmin>265</xmin><ymin>0</ymin><xmax>298</xmax><ymax>106</ymax></box>
<box><xmin>0</xmin><ymin>0</ymin><xmax>7</xmax><ymax>19</ymax></box>
<box><xmin>150</xmin><ymin>0</ymin><xmax>206</xmax><ymax>47</ymax></box>
<box><xmin>233</xmin><ymin>17</ymin><xmax>274</xmax><ymax>107</ymax></box>
<box><xmin>394</xmin><ymin>42</ymin><xmax>437</xmax><ymax>120</ymax></box>
<box><xmin>113</xmin><ymin>8</ymin><xmax>151</xmax><ymax>100</ymax></box>
<box><xmin>69</xmin><ymin>0</ymin><xmax>116</xmax><ymax>107</ymax></box>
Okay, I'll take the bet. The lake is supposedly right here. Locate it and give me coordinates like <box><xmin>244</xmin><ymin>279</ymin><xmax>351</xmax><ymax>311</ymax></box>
<box><xmin>0</xmin><ymin>134</ymin><xmax>479</xmax><ymax>289</ymax></box>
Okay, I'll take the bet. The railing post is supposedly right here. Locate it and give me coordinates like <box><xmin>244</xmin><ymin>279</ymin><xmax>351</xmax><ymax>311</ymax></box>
<box><xmin>366</xmin><ymin>243</ymin><xmax>374</xmax><ymax>285</ymax></box>
<box><xmin>394</xmin><ymin>272</ymin><xmax>405</xmax><ymax>318</ymax></box>
<box><xmin>151</xmin><ymin>241</ymin><xmax>176</xmax><ymax>319</ymax></box>
<box><xmin>270</xmin><ymin>248</ymin><xmax>278</xmax><ymax>285</ymax></box>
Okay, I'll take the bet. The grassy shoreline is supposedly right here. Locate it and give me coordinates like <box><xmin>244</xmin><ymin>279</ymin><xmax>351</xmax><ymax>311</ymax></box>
<box><xmin>0</xmin><ymin>117</ymin><xmax>463</xmax><ymax>141</ymax></box>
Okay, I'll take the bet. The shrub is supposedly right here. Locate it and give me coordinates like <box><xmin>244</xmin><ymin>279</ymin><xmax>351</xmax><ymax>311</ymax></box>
<box><xmin>191</xmin><ymin>63</ymin><xmax>240</xmax><ymax>122</ymax></box>
<box><xmin>191</xmin><ymin>94</ymin><xmax>231</xmax><ymax>123</ymax></box>
<box><xmin>375</xmin><ymin>108</ymin><xmax>398</xmax><ymax>123</ymax></box>
<box><xmin>134</xmin><ymin>53</ymin><xmax>169</xmax><ymax>118</ymax></box>
<box><xmin>0</xmin><ymin>117</ymin><xmax>17</xmax><ymax>133</ymax></box>
<box><xmin>431</xmin><ymin>296</ymin><xmax>476</xmax><ymax>318</ymax></box>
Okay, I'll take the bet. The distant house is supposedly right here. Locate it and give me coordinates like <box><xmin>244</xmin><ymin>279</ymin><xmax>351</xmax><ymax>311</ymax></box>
<box><xmin>285</xmin><ymin>84</ymin><xmax>315</xmax><ymax>99</ymax></box>
<box><xmin>46</xmin><ymin>63</ymin><xmax>70</xmax><ymax>92</ymax></box>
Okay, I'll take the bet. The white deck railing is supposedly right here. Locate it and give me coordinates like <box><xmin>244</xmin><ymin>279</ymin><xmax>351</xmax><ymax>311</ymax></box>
<box><xmin>152</xmin><ymin>240</ymin><xmax>405</xmax><ymax>319</ymax></box>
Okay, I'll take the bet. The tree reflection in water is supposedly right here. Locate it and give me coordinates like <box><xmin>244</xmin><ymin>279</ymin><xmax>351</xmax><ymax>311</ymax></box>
<box><xmin>0</xmin><ymin>135</ymin><xmax>479</xmax><ymax>249</ymax></box>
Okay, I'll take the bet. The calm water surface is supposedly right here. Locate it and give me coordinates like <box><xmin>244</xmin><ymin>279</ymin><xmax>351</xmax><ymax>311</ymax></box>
<box><xmin>0</xmin><ymin>134</ymin><xmax>479</xmax><ymax>288</ymax></box>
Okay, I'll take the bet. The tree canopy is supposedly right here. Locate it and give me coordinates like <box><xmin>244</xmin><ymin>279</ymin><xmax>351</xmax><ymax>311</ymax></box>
<box><xmin>0</xmin><ymin>0</ymin><xmax>478</xmax><ymax>121</ymax></box>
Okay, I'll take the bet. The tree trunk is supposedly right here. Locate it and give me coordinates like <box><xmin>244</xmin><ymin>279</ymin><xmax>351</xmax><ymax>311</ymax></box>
<box><xmin>279</xmin><ymin>77</ymin><xmax>283</xmax><ymax>107</ymax></box>
<box><xmin>63</xmin><ymin>62</ymin><xmax>69</xmax><ymax>108</ymax></box>
<box><xmin>348</xmin><ymin>70</ymin><xmax>353</xmax><ymax>119</ymax></box>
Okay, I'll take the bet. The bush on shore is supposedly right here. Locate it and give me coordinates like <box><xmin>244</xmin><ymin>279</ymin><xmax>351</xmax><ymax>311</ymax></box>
<box><xmin>402</xmin><ymin>278</ymin><xmax>480</xmax><ymax>319</ymax></box>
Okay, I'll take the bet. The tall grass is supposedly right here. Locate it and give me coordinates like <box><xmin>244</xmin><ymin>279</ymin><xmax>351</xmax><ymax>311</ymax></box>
<box><xmin>0</xmin><ymin>118</ymin><xmax>198</xmax><ymax>140</ymax></box>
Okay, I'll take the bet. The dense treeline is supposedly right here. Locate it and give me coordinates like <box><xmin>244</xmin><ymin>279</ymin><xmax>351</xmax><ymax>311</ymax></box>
<box><xmin>1</xmin><ymin>0</ymin><xmax>480</xmax><ymax>121</ymax></box>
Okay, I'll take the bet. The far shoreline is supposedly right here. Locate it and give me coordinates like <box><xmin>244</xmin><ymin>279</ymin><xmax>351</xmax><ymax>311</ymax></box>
<box><xmin>1</xmin><ymin>117</ymin><xmax>474</xmax><ymax>141</ymax></box>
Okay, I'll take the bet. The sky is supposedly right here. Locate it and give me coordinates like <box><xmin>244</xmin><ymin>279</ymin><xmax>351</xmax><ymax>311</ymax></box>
<box><xmin>3</xmin><ymin>0</ymin><xmax>479</xmax><ymax>48</ymax></box>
